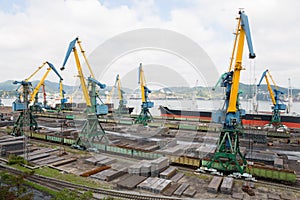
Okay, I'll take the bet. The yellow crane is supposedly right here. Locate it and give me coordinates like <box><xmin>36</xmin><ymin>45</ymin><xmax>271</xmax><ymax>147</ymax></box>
<box><xmin>61</xmin><ymin>37</ymin><xmax>108</xmax><ymax>149</ymax></box>
<box><xmin>257</xmin><ymin>69</ymin><xmax>286</xmax><ymax>128</ymax></box>
<box><xmin>28</xmin><ymin>62</ymin><xmax>64</xmax><ymax>106</ymax></box>
<box><xmin>206</xmin><ymin>10</ymin><xmax>256</xmax><ymax>173</ymax></box>
<box><xmin>135</xmin><ymin>63</ymin><xmax>154</xmax><ymax>125</ymax></box>
<box><xmin>12</xmin><ymin>61</ymin><xmax>63</xmax><ymax>136</ymax></box>
<box><xmin>61</xmin><ymin>37</ymin><xmax>107</xmax><ymax>115</ymax></box>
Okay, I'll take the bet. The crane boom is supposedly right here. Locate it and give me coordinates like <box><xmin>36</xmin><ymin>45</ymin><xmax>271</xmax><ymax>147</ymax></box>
<box><xmin>61</xmin><ymin>38</ymin><xmax>91</xmax><ymax>106</ymax></box>
<box><xmin>88</xmin><ymin>77</ymin><xmax>106</xmax><ymax>89</ymax></box>
<box><xmin>138</xmin><ymin>64</ymin><xmax>146</xmax><ymax>103</ymax></box>
<box><xmin>257</xmin><ymin>69</ymin><xmax>276</xmax><ymax>105</ymax></box>
<box><xmin>29</xmin><ymin>62</ymin><xmax>62</xmax><ymax>103</ymax></box>
<box><xmin>25</xmin><ymin>62</ymin><xmax>47</xmax><ymax>82</ymax></box>
<box><xmin>227</xmin><ymin>10</ymin><xmax>255</xmax><ymax>113</ymax></box>
<box><xmin>116</xmin><ymin>74</ymin><xmax>123</xmax><ymax>101</ymax></box>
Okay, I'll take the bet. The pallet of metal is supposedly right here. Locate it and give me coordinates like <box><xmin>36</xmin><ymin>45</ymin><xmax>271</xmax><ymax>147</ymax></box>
<box><xmin>96</xmin><ymin>157</ymin><xmax>116</xmax><ymax>166</ymax></box>
<box><xmin>32</xmin><ymin>155</ymin><xmax>57</xmax><ymax>164</ymax></box>
<box><xmin>159</xmin><ymin>166</ymin><xmax>177</xmax><ymax>179</ymax></box>
<box><xmin>36</xmin><ymin>156</ymin><xmax>65</xmax><ymax>166</ymax></box>
<box><xmin>183</xmin><ymin>188</ymin><xmax>197</xmax><ymax>197</ymax></box>
<box><xmin>51</xmin><ymin>157</ymin><xmax>77</xmax><ymax>167</ymax></box>
<box><xmin>117</xmin><ymin>174</ymin><xmax>147</xmax><ymax>190</ymax></box>
<box><xmin>140</xmin><ymin>160</ymin><xmax>151</xmax><ymax>177</ymax></box>
<box><xmin>151</xmin><ymin>178</ymin><xmax>166</xmax><ymax>193</ymax></box>
<box><xmin>91</xmin><ymin>168</ymin><xmax>125</xmax><ymax>181</ymax></box>
<box><xmin>0</xmin><ymin>140</ymin><xmax>24</xmax><ymax>156</ymax></box>
<box><xmin>25</xmin><ymin>148</ymin><xmax>58</xmax><ymax>157</ymax></box>
<box><xmin>27</xmin><ymin>153</ymin><xmax>50</xmax><ymax>161</ymax></box>
<box><xmin>162</xmin><ymin>183</ymin><xmax>181</xmax><ymax>196</ymax></box>
<box><xmin>173</xmin><ymin>183</ymin><xmax>189</xmax><ymax>196</ymax></box>
<box><xmin>170</xmin><ymin>172</ymin><xmax>184</xmax><ymax>182</ymax></box>
<box><xmin>150</xmin><ymin>157</ymin><xmax>169</xmax><ymax>177</ymax></box>
<box><xmin>274</xmin><ymin>158</ymin><xmax>283</xmax><ymax>168</ymax></box>
<box><xmin>0</xmin><ymin>135</ymin><xmax>14</xmax><ymax>141</ymax></box>
<box><xmin>154</xmin><ymin>179</ymin><xmax>171</xmax><ymax>193</ymax></box>
<box><xmin>159</xmin><ymin>144</ymin><xmax>186</xmax><ymax>155</ymax></box>
<box><xmin>0</xmin><ymin>136</ymin><xmax>24</xmax><ymax>143</ymax></box>
<box><xmin>220</xmin><ymin>177</ymin><xmax>234</xmax><ymax>194</ymax></box>
<box><xmin>137</xmin><ymin>177</ymin><xmax>156</xmax><ymax>190</ymax></box>
<box><xmin>207</xmin><ymin>176</ymin><xmax>223</xmax><ymax>193</ymax></box>
<box><xmin>6</xmin><ymin>149</ymin><xmax>25</xmax><ymax>156</ymax></box>
<box><xmin>80</xmin><ymin>165</ymin><xmax>111</xmax><ymax>177</ymax></box>
<box><xmin>128</xmin><ymin>163</ymin><xmax>141</xmax><ymax>175</ymax></box>
<box><xmin>137</xmin><ymin>177</ymin><xmax>171</xmax><ymax>194</ymax></box>
<box><xmin>245</xmin><ymin>151</ymin><xmax>278</xmax><ymax>165</ymax></box>
<box><xmin>85</xmin><ymin>155</ymin><xmax>108</xmax><ymax>165</ymax></box>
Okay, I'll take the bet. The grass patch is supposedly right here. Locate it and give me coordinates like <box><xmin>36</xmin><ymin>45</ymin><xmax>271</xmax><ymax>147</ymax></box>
<box><xmin>25</xmin><ymin>180</ymin><xmax>58</xmax><ymax>197</ymax></box>
<box><xmin>10</xmin><ymin>164</ymin><xmax>33</xmax><ymax>173</ymax></box>
<box><xmin>29</xmin><ymin>140</ymin><xmax>89</xmax><ymax>155</ymax></box>
<box><xmin>181</xmin><ymin>170</ymin><xmax>211</xmax><ymax>180</ymax></box>
<box><xmin>34</xmin><ymin>167</ymin><xmax>112</xmax><ymax>189</ymax></box>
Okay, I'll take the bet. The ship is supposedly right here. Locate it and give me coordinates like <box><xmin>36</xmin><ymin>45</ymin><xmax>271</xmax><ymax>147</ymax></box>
<box><xmin>159</xmin><ymin>105</ymin><xmax>300</xmax><ymax>130</ymax></box>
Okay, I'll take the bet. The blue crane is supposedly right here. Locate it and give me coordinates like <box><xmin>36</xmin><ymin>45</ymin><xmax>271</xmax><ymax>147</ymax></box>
<box><xmin>257</xmin><ymin>69</ymin><xmax>286</xmax><ymax>128</ymax></box>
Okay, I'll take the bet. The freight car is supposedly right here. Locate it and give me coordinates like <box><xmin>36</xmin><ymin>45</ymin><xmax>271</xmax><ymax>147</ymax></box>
<box><xmin>167</xmin><ymin>155</ymin><xmax>200</xmax><ymax>168</ymax></box>
<box><xmin>201</xmin><ymin>159</ymin><xmax>297</xmax><ymax>184</ymax></box>
<box><xmin>26</xmin><ymin>131</ymin><xmax>297</xmax><ymax>184</ymax></box>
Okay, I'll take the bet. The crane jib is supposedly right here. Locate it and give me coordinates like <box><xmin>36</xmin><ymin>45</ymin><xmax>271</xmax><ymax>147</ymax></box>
<box><xmin>46</xmin><ymin>62</ymin><xmax>63</xmax><ymax>80</ymax></box>
<box><xmin>240</xmin><ymin>12</ymin><xmax>255</xmax><ymax>59</ymax></box>
<box><xmin>61</xmin><ymin>38</ymin><xmax>78</xmax><ymax>69</ymax></box>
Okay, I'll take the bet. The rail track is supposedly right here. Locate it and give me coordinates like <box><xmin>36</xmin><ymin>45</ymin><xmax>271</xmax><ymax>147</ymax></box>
<box><xmin>0</xmin><ymin>163</ymin><xmax>183</xmax><ymax>200</ymax></box>
<box><xmin>176</xmin><ymin>165</ymin><xmax>300</xmax><ymax>194</ymax></box>
<box><xmin>256</xmin><ymin>179</ymin><xmax>300</xmax><ymax>193</ymax></box>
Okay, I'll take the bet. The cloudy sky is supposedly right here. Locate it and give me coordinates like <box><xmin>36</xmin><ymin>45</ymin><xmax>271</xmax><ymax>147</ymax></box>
<box><xmin>0</xmin><ymin>0</ymin><xmax>300</xmax><ymax>90</ymax></box>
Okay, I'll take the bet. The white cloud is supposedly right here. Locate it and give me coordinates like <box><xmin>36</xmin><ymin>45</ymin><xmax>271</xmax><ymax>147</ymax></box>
<box><xmin>0</xmin><ymin>0</ymin><xmax>299</xmax><ymax>89</ymax></box>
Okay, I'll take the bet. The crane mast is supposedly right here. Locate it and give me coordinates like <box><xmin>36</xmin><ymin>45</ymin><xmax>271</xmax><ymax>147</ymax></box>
<box><xmin>135</xmin><ymin>63</ymin><xmax>154</xmax><ymax>125</ymax></box>
<box><xmin>61</xmin><ymin>37</ymin><xmax>108</xmax><ymax>148</ymax></box>
<box><xmin>12</xmin><ymin>61</ymin><xmax>63</xmax><ymax>136</ymax></box>
<box><xmin>207</xmin><ymin>10</ymin><xmax>255</xmax><ymax>173</ymax></box>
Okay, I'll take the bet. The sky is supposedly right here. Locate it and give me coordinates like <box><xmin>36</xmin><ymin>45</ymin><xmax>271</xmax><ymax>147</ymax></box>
<box><xmin>0</xmin><ymin>0</ymin><xmax>300</xmax><ymax>90</ymax></box>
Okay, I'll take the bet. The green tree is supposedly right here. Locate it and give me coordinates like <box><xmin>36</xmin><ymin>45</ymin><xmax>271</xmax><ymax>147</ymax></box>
<box><xmin>0</xmin><ymin>171</ymin><xmax>33</xmax><ymax>200</ymax></box>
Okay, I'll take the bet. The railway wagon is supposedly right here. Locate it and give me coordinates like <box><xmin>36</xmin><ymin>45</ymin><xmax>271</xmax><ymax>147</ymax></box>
<box><xmin>31</xmin><ymin>132</ymin><xmax>46</xmax><ymax>140</ymax></box>
<box><xmin>267</xmin><ymin>131</ymin><xmax>290</xmax><ymax>138</ymax></box>
<box><xmin>246</xmin><ymin>165</ymin><xmax>296</xmax><ymax>183</ymax></box>
<box><xmin>168</xmin><ymin>155</ymin><xmax>200</xmax><ymax>168</ymax></box>
<box><xmin>202</xmin><ymin>159</ymin><xmax>297</xmax><ymax>183</ymax></box>
<box><xmin>164</xmin><ymin>123</ymin><xmax>179</xmax><ymax>130</ymax></box>
<box><xmin>46</xmin><ymin>135</ymin><xmax>63</xmax><ymax>143</ymax></box>
<box><xmin>63</xmin><ymin>138</ymin><xmax>76</xmax><ymax>145</ymax></box>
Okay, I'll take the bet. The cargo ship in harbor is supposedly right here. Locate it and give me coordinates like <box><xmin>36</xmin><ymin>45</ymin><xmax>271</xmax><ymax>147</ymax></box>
<box><xmin>159</xmin><ymin>105</ymin><xmax>300</xmax><ymax>130</ymax></box>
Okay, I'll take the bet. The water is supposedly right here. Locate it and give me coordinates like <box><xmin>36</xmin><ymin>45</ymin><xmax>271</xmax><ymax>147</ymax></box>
<box><xmin>3</xmin><ymin>98</ymin><xmax>300</xmax><ymax>117</ymax></box>
<box><xmin>126</xmin><ymin>99</ymin><xmax>300</xmax><ymax>117</ymax></box>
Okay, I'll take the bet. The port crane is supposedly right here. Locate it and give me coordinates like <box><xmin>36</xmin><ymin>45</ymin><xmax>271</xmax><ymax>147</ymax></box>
<box><xmin>207</xmin><ymin>10</ymin><xmax>256</xmax><ymax>173</ymax></box>
<box><xmin>257</xmin><ymin>69</ymin><xmax>286</xmax><ymax>128</ymax></box>
<box><xmin>61</xmin><ymin>37</ymin><xmax>108</xmax><ymax>148</ymax></box>
<box><xmin>106</xmin><ymin>74</ymin><xmax>132</xmax><ymax>115</ymax></box>
<box><xmin>135</xmin><ymin>63</ymin><xmax>154</xmax><ymax>125</ymax></box>
<box><xmin>12</xmin><ymin>62</ymin><xmax>64</xmax><ymax>136</ymax></box>
<box><xmin>28</xmin><ymin>62</ymin><xmax>66</xmax><ymax>111</ymax></box>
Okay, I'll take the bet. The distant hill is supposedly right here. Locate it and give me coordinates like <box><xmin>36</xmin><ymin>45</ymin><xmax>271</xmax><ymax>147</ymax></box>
<box><xmin>0</xmin><ymin>80</ymin><xmax>299</xmax><ymax>101</ymax></box>
<box><xmin>0</xmin><ymin>80</ymin><xmax>134</xmax><ymax>96</ymax></box>
<box><xmin>0</xmin><ymin>80</ymin><xmax>76</xmax><ymax>94</ymax></box>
